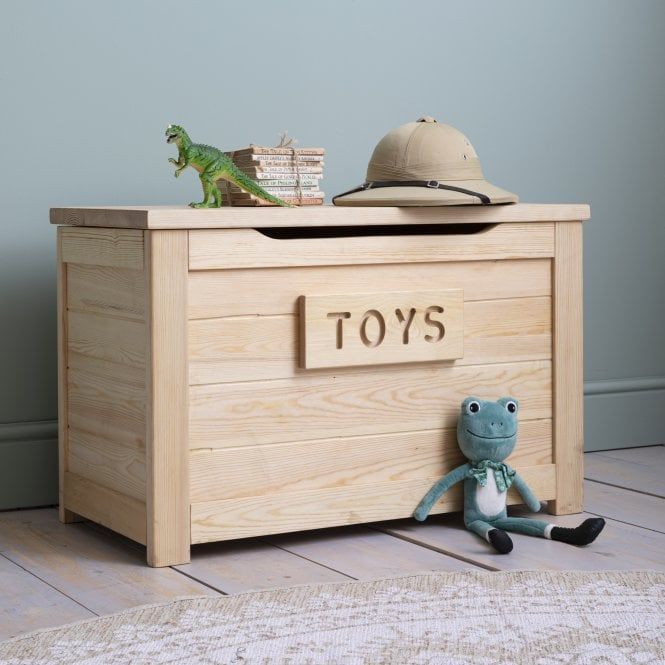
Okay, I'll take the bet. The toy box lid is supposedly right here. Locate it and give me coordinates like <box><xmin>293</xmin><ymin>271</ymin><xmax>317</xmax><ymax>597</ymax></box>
<box><xmin>50</xmin><ymin>204</ymin><xmax>589</xmax><ymax>230</ymax></box>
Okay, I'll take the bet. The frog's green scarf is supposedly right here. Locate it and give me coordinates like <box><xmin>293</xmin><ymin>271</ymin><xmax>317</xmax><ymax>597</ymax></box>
<box><xmin>468</xmin><ymin>460</ymin><xmax>516</xmax><ymax>492</ymax></box>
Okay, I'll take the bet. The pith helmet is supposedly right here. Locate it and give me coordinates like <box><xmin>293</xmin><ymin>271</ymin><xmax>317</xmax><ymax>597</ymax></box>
<box><xmin>333</xmin><ymin>116</ymin><xmax>518</xmax><ymax>206</ymax></box>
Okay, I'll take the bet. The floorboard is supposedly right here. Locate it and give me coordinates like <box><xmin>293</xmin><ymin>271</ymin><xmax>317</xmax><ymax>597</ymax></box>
<box><xmin>378</xmin><ymin>509</ymin><xmax>665</xmax><ymax>571</ymax></box>
<box><xmin>266</xmin><ymin>525</ymin><xmax>479</xmax><ymax>578</ymax></box>
<box><xmin>584</xmin><ymin>480</ymin><xmax>665</xmax><ymax>533</ymax></box>
<box><xmin>0</xmin><ymin>509</ymin><xmax>218</xmax><ymax>617</ymax></box>
<box><xmin>0</xmin><ymin>555</ymin><xmax>93</xmax><ymax>640</ymax></box>
<box><xmin>584</xmin><ymin>446</ymin><xmax>665</xmax><ymax>497</ymax></box>
<box><xmin>176</xmin><ymin>539</ymin><xmax>351</xmax><ymax>593</ymax></box>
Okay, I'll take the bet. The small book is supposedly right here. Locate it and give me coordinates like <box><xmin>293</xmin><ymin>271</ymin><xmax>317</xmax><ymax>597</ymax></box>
<box><xmin>238</xmin><ymin>165</ymin><xmax>324</xmax><ymax>175</ymax></box>
<box><xmin>227</xmin><ymin>146</ymin><xmax>325</xmax><ymax>156</ymax></box>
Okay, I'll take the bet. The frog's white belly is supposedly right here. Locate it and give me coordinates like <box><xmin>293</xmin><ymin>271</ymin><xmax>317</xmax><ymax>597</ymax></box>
<box><xmin>475</xmin><ymin>471</ymin><xmax>507</xmax><ymax>516</ymax></box>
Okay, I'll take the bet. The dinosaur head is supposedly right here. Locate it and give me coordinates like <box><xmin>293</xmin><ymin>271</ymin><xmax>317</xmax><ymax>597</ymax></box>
<box><xmin>165</xmin><ymin>124</ymin><xmax>187</xmax><ymax>145</ymax></box>
<box><xmin>457</xmin><ymin>397</ymin><xmax>519</xmax><ymax>464</ymax></box>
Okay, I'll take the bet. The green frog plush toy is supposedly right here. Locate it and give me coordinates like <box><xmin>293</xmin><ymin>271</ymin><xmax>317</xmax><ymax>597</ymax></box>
<box><xmin>413</xmin><ymin>397</ymin><xmax>605</xmax><ymax>554</ymax></box>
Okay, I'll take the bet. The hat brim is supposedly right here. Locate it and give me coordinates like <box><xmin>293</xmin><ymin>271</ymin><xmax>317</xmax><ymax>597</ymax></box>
<box><xmin>333</xmin><ymin>179</ymin><xmax>518</xmax><ymax>206</ymax></box>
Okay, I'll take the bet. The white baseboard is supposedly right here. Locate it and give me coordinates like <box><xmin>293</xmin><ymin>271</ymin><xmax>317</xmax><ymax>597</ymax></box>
<box><xmin>584</xmin><ymin>376</ymin><xmax>665</xmax><ymax>451</ymax></box>
<box><xmin>0</xmin><ymin>420</ymin><xmax>58</xmax><ymax>510</ymax></box>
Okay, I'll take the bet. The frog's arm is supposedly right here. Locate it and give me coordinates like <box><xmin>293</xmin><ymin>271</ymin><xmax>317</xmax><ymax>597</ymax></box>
<box><xmin>512</xmin><ymin>472</ymin><xmax>541</xmax><ymax>512</ymax></box>
<box><xmin>413</xmin><ymin>463</ymin><xmax>471</xmax><ymax>522</ymax></box>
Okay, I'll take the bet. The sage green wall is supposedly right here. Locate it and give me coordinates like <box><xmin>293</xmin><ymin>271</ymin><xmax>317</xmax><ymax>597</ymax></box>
<box><xmin>1</xmin><ymin>0</ymin><xmax>664</xmax><ymax>508</ymax></box>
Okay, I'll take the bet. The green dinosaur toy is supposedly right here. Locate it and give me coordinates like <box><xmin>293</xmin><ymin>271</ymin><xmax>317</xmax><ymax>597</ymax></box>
<box><xmin>165</xmin><ymin>125</ymin><xmax>291</xmax><ymax>208</ymax></box>
<box><xmin>413</xmin><ymin>397</ymin><xmax>605</xmax><ymax>554</ymax></box>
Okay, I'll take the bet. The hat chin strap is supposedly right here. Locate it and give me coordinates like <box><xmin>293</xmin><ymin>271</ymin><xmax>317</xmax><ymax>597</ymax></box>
<box><xmin>332</xmin><ymin>180</ymin><xmax>491</xmax><ymax>204</ymax></box>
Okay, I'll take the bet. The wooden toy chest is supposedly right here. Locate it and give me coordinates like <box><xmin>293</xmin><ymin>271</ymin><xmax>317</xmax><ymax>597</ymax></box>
<box><xmin>51</xmin><ymin>203</ymin><xmax>589</xmax><ymax>566</ymax></box>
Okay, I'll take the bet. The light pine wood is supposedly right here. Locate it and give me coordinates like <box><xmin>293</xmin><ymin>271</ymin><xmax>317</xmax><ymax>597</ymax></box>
<box><xmin>64</xmin><ymin>472</ymin><xmax>147</xmax><ymax>545</ymax></box>
<box><xmin>191</xmin><ymin>464</ymin><xmax>556</xmax><ymax>543</ymax></box>
<box><xmin>68</xmin><ymin>427</ymin><xmax>145</xmax><ymax>501</ymax></box>
<box><xmin>0</xmin><ymin>554</ymin><xmax>93</xmax><ymax>640</ymax></box>
<box><xmin>188</xmin><ymin>259</ymin><xmax>552</xmax><ymax>320</ymax></box>
<box><xmin>67</xmin><ymin>310</ymin><xmax>146</xmax><ymax>369</ymax></box>
<box><xmin>266</xmin><ymin>525</ymin><xmax>478</xmax><ymax>578</ymax></box>
<box><xmin>175</xmin><ymin>540</ymin><xmax>351</xmax><ymax>593</ymax></box>
<box><xmin>67</xmin><ymin>263</ymin><xmax>146</xmax><ymax>321</ymax></box>
<box><xmin>188</xmin><ymin>223</ymin><xmax>555</xmax><ymax>270</ymax></box>
<box><xmin>53</xmin><ymin>207</ymin><xmax>588</xmax><ymax>560</ymax></box>
<box><xmin>584</xmin><ymin>480</ymin><xmax>665</xmax><ymax>532</ymax></box>
<box><xmin>50</xmin><ymin>203</ymin><xmax>590</xmax><ymax>229</ymax></box>
<box><xmin>144</xmin><ymin>230</ymin><xmax>190</xmax><ymax>567</ymax></box>
<box><xmin>299</xmin><ymin>289</ymin><xmax>464</xmax><ymax>369</ymax></box>
<box><xmin>60</xmin><ymin>227</ymin><xmax>144</xmax><ymax>269</ymax></box>
<box><xmin>57</xmin><ymin>229</ymin><xmax>81</xmax><ymax>524</ymax></box>
<box><xmin>584</xmin><ymin>447</ymin><xmax>665</xmax><ymax>498</ymax></box>
<box><xmin>67</xmin><ymin>362</ymin><xmax>146</xmax><ymax>450</ymax></box>
<box><xmin>190</xmin><ymin>419</ymin><xmax>552</xmax><ymax>502</ymax></box>
<box><xmin>0</xmin><ymin>510</ymin><xmax>216</xmax><ymax>621</ymax></box>
<box><xmin>189</xmin><ymin>360</ymin><xmax>552</xmax><ymax>449</ymax></box>
<box><xmin>381</xmin><ymin>509</ymin><xmax>665</xmax><ymax>571</ymax></box>
<box><xmin>189</xmin><ymin>297</ymin><xmax>552</xmax><ymax>384</ymax></box>
<box><xmin>550</xmin><ymin>222</ymin><xmax>584</xmax><ymax>515</ymax></box>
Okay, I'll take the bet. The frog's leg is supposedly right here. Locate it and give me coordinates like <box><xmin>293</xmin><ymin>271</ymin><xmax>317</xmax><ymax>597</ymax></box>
<box><xmin>493</xmin><ymin>516</ymin><xmax>605</xmax><ymax>546</ymax></box>
<box><xmin>492</xmin><ymin>516</ymin><xmax>551</xmax><ymax>538</ymax></box>
<box><xmin>467</xmin><ymin>519</ymin><xmax>513</xmax><ymax>554</ymax></box>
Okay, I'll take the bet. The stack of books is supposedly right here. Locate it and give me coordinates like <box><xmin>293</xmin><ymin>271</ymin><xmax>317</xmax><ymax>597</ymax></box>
<box><xmin>220</xmin><ymin>145</ymin><xmax>325</xmax><ymax>206</ymax></box>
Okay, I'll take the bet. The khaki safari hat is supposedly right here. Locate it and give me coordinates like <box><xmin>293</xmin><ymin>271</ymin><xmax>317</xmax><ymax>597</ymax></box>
<box><xmin>333</xmin><ymin>116</ymin><xmax>518</xmax><ymax>206</ymax></box>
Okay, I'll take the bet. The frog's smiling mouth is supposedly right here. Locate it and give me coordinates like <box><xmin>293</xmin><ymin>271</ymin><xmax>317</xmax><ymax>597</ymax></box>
<box><xmin>465</xmin><ymin>429</ymin><xmax>516</xmax><ymax>440</ymax></box>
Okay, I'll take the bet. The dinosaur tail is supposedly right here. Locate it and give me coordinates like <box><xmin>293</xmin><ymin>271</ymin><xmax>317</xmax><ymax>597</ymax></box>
<box><xmin>224</xmin><ymin>164</ymin><xmax>294</xmax><ymax>207</ymax></box>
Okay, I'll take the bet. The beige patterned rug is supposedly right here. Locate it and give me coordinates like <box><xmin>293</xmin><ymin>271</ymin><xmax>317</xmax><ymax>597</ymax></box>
<box><xmin>1</xmin><ymin>571</ymin><xmax>663</xmax><ymax>664</ymax></box>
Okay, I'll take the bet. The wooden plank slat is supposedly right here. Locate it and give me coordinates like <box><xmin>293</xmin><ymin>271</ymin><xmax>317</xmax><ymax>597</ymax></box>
<box><xmin>67</xmin><ymin>263</ymin><xmax>146</xmax><ymax>321</ymax></box>
<box><xmin>191</xmin><ymin>464</ymin><xmax>556</xmax><ymax>543</ymax></box>
<box><xmin>188</xmin><ymin>223</ymin><xmax>555</xmax><ymax>270</ymax></box>
<box><xmin>189</xmin><ymin>297</ymin><xmax>552</xmax><ymax>385</ymax></box>
<box><xmin>584</xmin><ymin>480</ymin><xmax>665</xmax><ymax>532</ymax></box>
<box><xmin>67</xmin><ymin>363</ymin><xmax>146</xmax><ymax>450</ymax></box>
<box><xmin>68</xmin><ymin>428</ymin><xmax>145</xmax><ymax>501</ymax></box>
<box><xmin>189</xmin><ymin>360</ymin><xmax>552</xmax><ymax>448</ymax></box>
<box><xmin>584</xmin><ymin>449</ymin><xmax>665</xmax><ymax>498</ymax></box>
<box><xmin>145</xmin><ymin>230</ymin><xmax>190</xmax><ymax>567</ymax></box>
<box><xmin>266</xmin><ymin>525</ymin><xmax>477</xmax><ymax>578</ymax></box>
<box><xmin>176</xmin><ymin>540</ymin><xmax>350</xmax><ymax>593</ymax></box>
<box><xmin>550</xmin><ymin>221</ymin><xmax>584</xmax><ymax>515</ymax></box>
<box><xmin>57</xmin><ymin>229</ymin><xmax>80</xmax><ymax>524</ymax></box>
<box><xmin>380</xmin><ymin>508</ymin><xmax>665</xmax><ymax>571</ymax></box>
<box><xmin>63</xmin><ymin>472</ymin><xmax>147</xmax><ymax>545</ymax></box>
<box><xmin>0</xmin><ymin>554</ymin><xmax>92</xmax><ymax>640</ymax></box>
<box><xmin>60</xmin><ymin>227</ymin><xmax>144</xmax><ymax>269</ymax></box>
<box><xmin>0</xmin><ymin>509</ymin><xmax>216</xmax><ymax>620</ymax></box>
<box><xmin>68</xmin><ymin>311</ymin><xmax>146</xmax><ymax>369</ymax></box>
<box><xmin>190</xmin><ymin>419</ymin><xmax>552</xmax><ymax>502</ymax></box>
<box><xmin>50</xmin><ymin>203</ymin><xmax>590</xmax><ymax>230</ymax></box>
<box><xmin>188</xmin><ymin>259</ymin><xmax>552</xmax><ymax>320</ymax></box>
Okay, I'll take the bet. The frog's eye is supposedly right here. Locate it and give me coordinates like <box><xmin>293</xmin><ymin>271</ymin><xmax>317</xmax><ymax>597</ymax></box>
<box><xmin>467</xmin><ymin>400</ymin><xmax>481</xmax><ymax>414</ymax></box>
<box><xmin>505</xmin><ymin>401</ymin><xmax>517</xmax><ymax>414</ymax></box>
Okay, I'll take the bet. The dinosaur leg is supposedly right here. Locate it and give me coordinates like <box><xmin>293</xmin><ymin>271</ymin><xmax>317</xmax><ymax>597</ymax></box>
<box><xmin>467</xmin><ymin>519</ymin><xmax>513</xmax><ymax>554</ymax></box>
<box><xmin>190</xmin><ymin>173</ymin><xmax>218</xmax><ymax>208</ymax></box>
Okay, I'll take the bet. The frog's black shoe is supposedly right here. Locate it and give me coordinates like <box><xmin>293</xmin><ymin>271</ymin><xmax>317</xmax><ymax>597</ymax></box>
<box><xmin>488</xmin><ymin>528</ymin><xmax>513</xmax><ymax>554</ymax></box>
<box><xmin>551</xmin><ymin>518</ymin><xmax>606</xmax><ymax>546</ymax></box>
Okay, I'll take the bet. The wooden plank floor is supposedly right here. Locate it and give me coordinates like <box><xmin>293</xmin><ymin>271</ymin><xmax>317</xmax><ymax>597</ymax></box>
<box><xmin>1</xmin><ymin>445</ymin><xmax>663</xmax><ymax>640</ymax></box>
